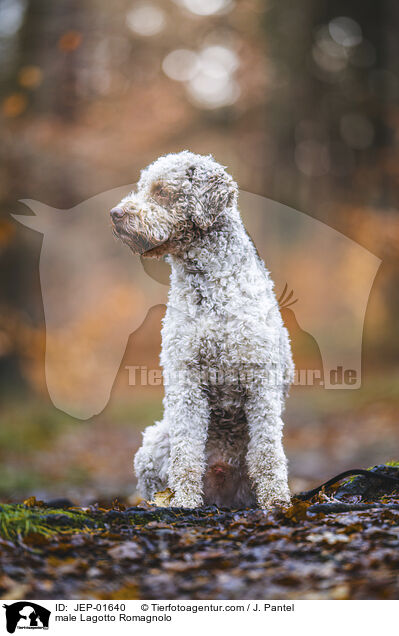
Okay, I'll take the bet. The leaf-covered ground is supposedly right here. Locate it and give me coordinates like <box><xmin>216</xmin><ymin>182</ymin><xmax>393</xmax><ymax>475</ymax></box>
<box><xmin>1</xmin><ymin>468</ymin><xmax>399</xmax><ymax>600</ymax></box>
<box><xmin>1</xmin><ymin>392</ymin><xmax>399</xmax><ymax>599</ymax></box>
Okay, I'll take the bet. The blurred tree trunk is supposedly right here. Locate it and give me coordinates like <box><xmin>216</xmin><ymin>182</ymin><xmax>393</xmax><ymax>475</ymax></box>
<box><xmin>16</xmin><ymin>0</ymin><xmax>83</xmax><ymax>120</ymax></box>
<box><xmin>263</xmin><ymin>0</ymin><xmax>397</xmax><ymax>214</ymax></box>
<box><xmin>0</xmin><ymin>0</ymin><xmax>88</xmax><ymax>396</ymax></box>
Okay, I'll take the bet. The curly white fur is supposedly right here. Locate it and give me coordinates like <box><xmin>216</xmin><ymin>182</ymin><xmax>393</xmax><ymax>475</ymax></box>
<box><xmin>111</xmin><ymin>151</ymin><xmax>294</xmax><ymax>508</ymax></box>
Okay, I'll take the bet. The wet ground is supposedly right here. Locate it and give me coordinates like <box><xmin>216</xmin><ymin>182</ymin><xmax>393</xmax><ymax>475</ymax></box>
<box><xmin>1</xmin><ymin>385</ymin><xmax>399</xmax><ymax>600</ymax></box>
<box><xmin>1</xmin><ymin>469</ymin><xmax>399</xmax><ymax>600</ymax></box>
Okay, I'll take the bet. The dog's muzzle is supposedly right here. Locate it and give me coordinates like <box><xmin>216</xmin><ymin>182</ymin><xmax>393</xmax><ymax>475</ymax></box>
<box><xmin>110</xmin><ymin>206</ymin><xmax>161</xmax><ymax>254</ymax></box>
<box><xmin>110</xmin><ymin>206</ymin><xmax>125</xmax><ymax>222</ymax></box>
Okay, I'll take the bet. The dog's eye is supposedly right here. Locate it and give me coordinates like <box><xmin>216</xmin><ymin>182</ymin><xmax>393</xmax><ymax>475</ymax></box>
<box><xmin>186</xmin><ymin>165</ymin><xmax>196</xmax><ymax>182</ymax></box>
<box><xmin>151</xmin><ymin>184</ymin><xmax>170</xmax><ymax>201</ymax></box>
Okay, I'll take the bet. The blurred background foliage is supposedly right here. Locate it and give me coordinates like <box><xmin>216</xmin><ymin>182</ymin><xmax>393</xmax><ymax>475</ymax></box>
<box><xmin>0</xmin><ymin>0</ymin><xmax>398</xmax><ymax>502</ymax></box>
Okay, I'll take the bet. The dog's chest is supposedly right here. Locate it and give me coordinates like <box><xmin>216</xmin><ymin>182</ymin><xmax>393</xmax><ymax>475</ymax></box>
<box><xmin>163</xmin><ymin>268</ymin><xmax>280</xmax><ymax>372</ymax></box>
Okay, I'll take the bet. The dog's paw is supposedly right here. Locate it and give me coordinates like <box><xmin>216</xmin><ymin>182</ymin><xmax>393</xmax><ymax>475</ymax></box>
<box><xmin>257</xmin><ymin>483</ymin><xmax>291</xmax><ymax>509</ymax></box>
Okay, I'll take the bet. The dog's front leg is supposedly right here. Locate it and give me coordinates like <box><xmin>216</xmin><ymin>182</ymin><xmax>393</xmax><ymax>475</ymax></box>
<box><xmin>165</xmin><ymin>376</ymin><xmax>209</xmax><ymax>508</ymax></box>
<box><xmin>245</xmin><ymin>384</ymin><xmax>291</xmax><ymax>508</ymax></box>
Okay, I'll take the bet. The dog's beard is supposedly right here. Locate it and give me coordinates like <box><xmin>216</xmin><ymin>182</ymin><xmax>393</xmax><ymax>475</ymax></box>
<box><xmin>112</xmin><ymin>225</ymin><xmax>163</xmax><ymax>255</ymax></box>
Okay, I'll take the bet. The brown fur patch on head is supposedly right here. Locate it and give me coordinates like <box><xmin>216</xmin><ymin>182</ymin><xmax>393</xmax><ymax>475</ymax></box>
<box><xmin>150</xmin><ymin>181</ymin><xmax>176</xmax><ymax>205</ymax></box>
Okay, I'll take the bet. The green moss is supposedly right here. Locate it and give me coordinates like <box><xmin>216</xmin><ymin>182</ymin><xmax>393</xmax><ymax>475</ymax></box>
<box><xmin>0</xmin><ymin>504</ymin><xmax>101</xmax><ymax>540</ymax></box>
<box><xmin>0</xmin><ymin>502</ymin><xmax>192</xmax><ymax>542</ymax></box>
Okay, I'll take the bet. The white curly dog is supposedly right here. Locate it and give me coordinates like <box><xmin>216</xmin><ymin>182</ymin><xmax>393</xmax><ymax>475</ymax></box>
<box><xmin>110</xmin><ymin>151</ymin><xmax>294</xmax><ymax>509</ymax></box>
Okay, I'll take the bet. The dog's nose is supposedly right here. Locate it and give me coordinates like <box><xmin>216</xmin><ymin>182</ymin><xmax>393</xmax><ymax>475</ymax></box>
<box><xmin>110</xmin><ymin>206</ymin><xmax>125</xmax><ymax>221</ymax></box>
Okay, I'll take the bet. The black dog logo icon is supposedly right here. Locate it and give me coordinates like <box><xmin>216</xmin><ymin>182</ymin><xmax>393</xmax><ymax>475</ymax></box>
<box><xmin>3</xmin><ymin>602</ymin><xmax>50</xmax><ymax>633</ymax></box>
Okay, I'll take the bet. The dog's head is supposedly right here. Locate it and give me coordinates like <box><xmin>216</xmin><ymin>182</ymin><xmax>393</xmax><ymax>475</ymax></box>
<box><xmin>110</xmin><ymin>151</ymin><xmax>238</xmax><ymax>257</ymax></box>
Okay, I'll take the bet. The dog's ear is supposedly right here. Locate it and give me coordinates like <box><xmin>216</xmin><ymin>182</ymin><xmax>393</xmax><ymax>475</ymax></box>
<box><xmin>192</xmin><ymin>172</ymin><xmax>238</xmax><ymax>230</ymax></box>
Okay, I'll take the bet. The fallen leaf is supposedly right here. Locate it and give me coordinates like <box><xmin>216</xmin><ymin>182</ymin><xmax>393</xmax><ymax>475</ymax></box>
<box><xmin>23</xmin><ymin>496</ymin><xmax>45</xmax><ymax>508</ymax></box>
<box><xmin>306</xmin><ymin>531</ymin><xmax>350</xmax><ymax>544</ymax></box>
<box><xmin>108</xmin><ymin>541</ymin><xmax>142</xmax><ymax>560</ymax></box>
<box><xmin>280</xmin><ymin>500</ymin><xmax>311</xmax><ymax>522</ymax></box>
<box><xmin>153</xmin><ymin>488</ymin><xmax>174</xmax><ymax>507</ymax></box>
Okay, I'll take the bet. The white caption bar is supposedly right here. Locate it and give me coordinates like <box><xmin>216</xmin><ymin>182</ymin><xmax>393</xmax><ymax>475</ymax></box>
<box><xmin>1</xmin><ymin>600</ymin><xmax>397</xmax><ymax>635</ymax></box>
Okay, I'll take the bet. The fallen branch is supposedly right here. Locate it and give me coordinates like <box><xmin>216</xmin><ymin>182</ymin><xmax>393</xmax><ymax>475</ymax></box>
<box><xmin>295</xmin><ymin>468</ymin><xmax>399</xmax><ymax>500</ymax></box>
